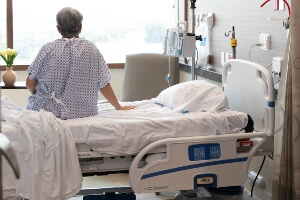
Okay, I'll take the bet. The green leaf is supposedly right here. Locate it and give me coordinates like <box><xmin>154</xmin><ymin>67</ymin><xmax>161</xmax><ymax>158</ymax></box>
<box><xmin>0</xmin><ymin>55</ymin><xmax>8</xmax><ymax>63</ymax></box>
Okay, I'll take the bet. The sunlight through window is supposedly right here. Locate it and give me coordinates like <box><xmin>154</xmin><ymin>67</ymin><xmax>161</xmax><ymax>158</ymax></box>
<box><xmin>12</xmin><ymin>0</ymin><xmax>176</xmax><ymax>63</ymax></box>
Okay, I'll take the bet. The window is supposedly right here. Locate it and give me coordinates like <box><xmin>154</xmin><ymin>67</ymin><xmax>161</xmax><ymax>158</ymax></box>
<box><xmin>10</xmin><ymin>0</ymin><xmax>176</xmax><ymax>64</ymax></box>
<box><xmin>0</xmin><ymin>0</ymin><xmax>6</xmax><ymax>53</ymax></box>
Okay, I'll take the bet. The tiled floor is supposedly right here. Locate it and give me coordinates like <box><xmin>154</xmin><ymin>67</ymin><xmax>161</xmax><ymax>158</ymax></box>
<box><xmin>69</xmin><ymin>173</ymin><xmax>259</xmax><ymax>200</ymax></box>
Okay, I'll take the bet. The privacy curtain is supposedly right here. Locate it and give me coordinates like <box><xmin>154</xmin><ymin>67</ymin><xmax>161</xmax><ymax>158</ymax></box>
<box><xmin>272</xmin><ymin>1</ymin><xmax>300</xmax><ymax>199</ymax></box>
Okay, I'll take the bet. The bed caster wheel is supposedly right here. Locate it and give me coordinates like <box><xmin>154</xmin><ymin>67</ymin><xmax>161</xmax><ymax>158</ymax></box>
<box><xmin>175</xmin><ymin>193</ymin><xmax>185</xmax><ymax>199</ymax></box>
<box><xmin>184</xmin><ymin>193</ymin><xmax>198</xmax><ymax>198</ymax></box>
<box><xmin>175</xmin><ymin>191</ymin><xmax>198</xmax><ymax>199</ymax></box>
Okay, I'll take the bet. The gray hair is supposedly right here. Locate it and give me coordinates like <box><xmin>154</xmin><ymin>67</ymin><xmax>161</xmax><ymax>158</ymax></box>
<box><xmin>56</xmin><ymin>7</ymin><xmax>83</xmax><ymax>36</ymax></box>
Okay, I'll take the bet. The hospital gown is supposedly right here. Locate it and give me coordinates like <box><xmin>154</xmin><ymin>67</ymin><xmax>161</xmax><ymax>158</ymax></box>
<box><xmin>26</xmin><ymin>38</ymin><xmax>111</xmax><ymax>119</ymax></box>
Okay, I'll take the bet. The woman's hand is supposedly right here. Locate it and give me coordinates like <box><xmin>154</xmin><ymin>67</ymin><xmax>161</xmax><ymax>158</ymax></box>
<box><xmin>116</xmin><ymin>105</ymin><xmax>137</xmax><ymax>110</ymax></box>
<box><xmin>100</xmin><ymin>83</ymin><xmax>137</xmax><ymax>111</ymax></box>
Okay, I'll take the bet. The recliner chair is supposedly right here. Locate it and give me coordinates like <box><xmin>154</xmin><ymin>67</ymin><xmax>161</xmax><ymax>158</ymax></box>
<box><xmin>121</xmin><ymin>53</ymin><xmax>179</xmax><ymax>102</ymax></box>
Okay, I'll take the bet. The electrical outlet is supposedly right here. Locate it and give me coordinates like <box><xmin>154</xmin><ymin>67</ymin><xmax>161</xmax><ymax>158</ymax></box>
<box><xmin>259</xmin><ymin>33</ymin><xmax>271</xmax><ymax>50</ymax></box>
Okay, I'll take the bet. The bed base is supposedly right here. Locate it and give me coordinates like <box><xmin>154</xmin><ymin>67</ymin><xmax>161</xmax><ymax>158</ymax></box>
<box><xmin>76</xmin><ymin>132</ymin><xmax>268</xmax><ymax>198</ymax></box>
<box><xmin>129</xmin><ymin>132</ymin><xmax>267</xmax><ymax>193</ymax></box>
<box><xmin>77</xmin><ymin>187</ymin><xmax>135</xmax><ymax>200</ymax></box>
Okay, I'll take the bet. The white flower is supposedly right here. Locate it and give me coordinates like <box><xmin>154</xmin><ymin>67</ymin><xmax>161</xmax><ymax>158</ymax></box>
<box><xmin>0</xmin><ymin>49</ymin><xmax>7</xmax><ymax>56</ymax></box>
<box><xmin>6</xmin><ymin>48</ymin><xmax>18</xmax><ymax>56</ymax></box>
<box><xmin>0</xmin><ymin>48</ymin><xmax>18</xmax><ymax>67</ymax></box>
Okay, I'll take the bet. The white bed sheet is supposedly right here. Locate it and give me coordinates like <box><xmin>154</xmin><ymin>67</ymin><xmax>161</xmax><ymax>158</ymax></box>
<box><xmin>66</xmin><ymin>99</ymin><xmax>248</xmax><ymax>156</ymax></box>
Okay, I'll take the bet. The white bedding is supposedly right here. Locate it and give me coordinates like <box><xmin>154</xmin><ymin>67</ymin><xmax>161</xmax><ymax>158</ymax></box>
<box><xmin>67</xmin><ymin>99</ymin><xmax>248</xmax><ymax>155</ymax></box>
<box><xmin>2</xmin><ymin>105</ymin><xmax>82</xmax><ymax>200</ymax></box>
<box><xmin>1</xmin><ymin>96</ymin><xmax>248</xmax><ymax>199</ymax></box>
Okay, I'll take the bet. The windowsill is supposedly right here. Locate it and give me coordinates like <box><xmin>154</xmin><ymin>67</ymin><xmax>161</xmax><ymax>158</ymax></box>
<box><xmin>0</xmin><ymin>63</ymin><xmax>125</xmax><ymax>71</ymax></box>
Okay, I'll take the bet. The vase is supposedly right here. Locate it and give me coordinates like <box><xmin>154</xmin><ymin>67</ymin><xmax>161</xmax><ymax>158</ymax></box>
<box><xmin>2</xmin><ymin>67</ymin><xmax>17</xmax><ymax>86</ymax></box>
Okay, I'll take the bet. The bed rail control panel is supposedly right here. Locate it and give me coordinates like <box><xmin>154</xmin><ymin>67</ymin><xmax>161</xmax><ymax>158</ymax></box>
<box><xmin>188</xmin><ymin>143</ymin><xmax>221</xmax><ymax>161</ymax></box>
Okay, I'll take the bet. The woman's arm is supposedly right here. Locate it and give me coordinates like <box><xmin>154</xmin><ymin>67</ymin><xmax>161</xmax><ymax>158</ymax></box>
<box><xmin>26</xmin><ymin>75</ymin><xmax>38</xmax><ymax>94</ymax></box>
<box><xmin>100</xmin><ymin>83</ymin><xmax>135</xmax><ymax>110</ymax></box>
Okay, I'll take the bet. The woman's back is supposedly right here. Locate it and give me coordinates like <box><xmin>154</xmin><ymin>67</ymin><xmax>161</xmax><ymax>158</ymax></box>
<box><xmin>26</xmin><ymin>38</ymin><xmax>111</xmax><ymax>119</ymax></box>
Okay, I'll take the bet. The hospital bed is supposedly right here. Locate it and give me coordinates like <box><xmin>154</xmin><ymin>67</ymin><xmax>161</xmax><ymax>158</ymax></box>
<box><xmin>1</xmin><ymin>59</ymin><xmax>275</xmax><ymax>200</ymax></box>
<box><xmin>76</xmin><ymin>59</ymin><xmax>275</xmax><ymax>197</ymax></box>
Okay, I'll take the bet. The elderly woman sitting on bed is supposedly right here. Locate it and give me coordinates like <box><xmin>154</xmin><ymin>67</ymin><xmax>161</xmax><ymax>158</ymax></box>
<box><xmin>26</xmin><ymin>7</ymin><xmax>135</xmax><ymax>120</ymax></box>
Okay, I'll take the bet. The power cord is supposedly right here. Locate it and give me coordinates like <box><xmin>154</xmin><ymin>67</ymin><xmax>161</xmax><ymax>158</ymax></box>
<box><xmin>248</xmin><ymin>43</ymin><xmax>262</xmax><ymax>61</ymax></box>
<box><xmin>250</xmin><ymin>156</ymin><xmax>266</xmax><ymax>197</ymax></box>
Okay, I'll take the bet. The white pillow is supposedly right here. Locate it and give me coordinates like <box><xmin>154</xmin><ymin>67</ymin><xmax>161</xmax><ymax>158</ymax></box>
<box><xmin>153</xmin><ymin>80</ymin><xmax>228</xmax><ymax>113</ymax></box>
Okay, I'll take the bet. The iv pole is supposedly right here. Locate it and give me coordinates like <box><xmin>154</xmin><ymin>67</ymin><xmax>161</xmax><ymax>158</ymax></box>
<box><xmin>190</xmin><ymin>0</ymin><xmax>197</xmax><ymax>80</ymax></box>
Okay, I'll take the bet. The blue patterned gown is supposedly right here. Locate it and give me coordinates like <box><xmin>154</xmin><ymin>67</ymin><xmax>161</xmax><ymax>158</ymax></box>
<box><xmin>26</xmin><ymin>38</ymin><xmax>111</xmax><ymax>119</ymax></box>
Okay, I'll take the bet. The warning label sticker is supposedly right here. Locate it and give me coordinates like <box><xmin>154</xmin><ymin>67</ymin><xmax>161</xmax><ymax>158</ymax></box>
<box><xmin>144</xmin><ymin>186</ymin><xmax>169</xmax><ymax>191</ymax></box>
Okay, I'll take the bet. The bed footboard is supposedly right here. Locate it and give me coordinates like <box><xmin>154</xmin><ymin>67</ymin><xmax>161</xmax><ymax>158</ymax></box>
<box><xmin>129</xmin><ymin>132</ymin><xmax>267</xmax><ymax>193</ymax></box>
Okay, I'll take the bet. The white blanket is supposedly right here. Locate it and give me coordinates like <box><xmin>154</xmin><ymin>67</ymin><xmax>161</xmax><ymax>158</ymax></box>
<box><xmin>67</xmin><ymin>99</ymin><xmax>248</xmax><ymax>155</ymax></box>
<box><xmin>2</xmin><ymin>98</ymin><xmax>82</xmax><ymax>200</ymax></box>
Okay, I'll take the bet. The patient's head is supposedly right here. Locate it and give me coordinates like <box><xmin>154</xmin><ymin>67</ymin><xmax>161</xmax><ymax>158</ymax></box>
<box><xmin>56</xmin><ymin>7</ymin><xmax>83</xmax><ymax>38</ymax></box>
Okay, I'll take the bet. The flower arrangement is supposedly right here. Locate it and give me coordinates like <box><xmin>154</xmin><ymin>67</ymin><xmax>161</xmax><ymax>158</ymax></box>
<box><xmin>0</xmin><ymin>48</ymin><xmax>18</xmax><ymax>68</ymax></box>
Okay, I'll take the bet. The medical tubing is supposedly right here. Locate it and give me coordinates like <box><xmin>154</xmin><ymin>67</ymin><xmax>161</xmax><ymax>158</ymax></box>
<box><xmin>167</xmin><ymin>56</ymin><xmax>171</xmax><ymax>87</ymax></box>
<box><xmin>283</xmin><ymin>0</ymin><xmax>290</xmax><ymax>18</ymax></box>
<box><xmin>194</xmin><ymin>45</ymin><xmax>198</xmax><ymax>80</ymax></box>
<box><xmin>260</xmin><ymin>0</ymin><xmax>270</xmax><ymax>7</ymax></box>
<box><xmin>251</xmin><ymin>156</ymin><xmax>266</xmax><ymax>197</ymax></box>
<box><xmin>195</xmin><ymin>46</ymin><xmax>199</xmax><ymax>68</ymax></box>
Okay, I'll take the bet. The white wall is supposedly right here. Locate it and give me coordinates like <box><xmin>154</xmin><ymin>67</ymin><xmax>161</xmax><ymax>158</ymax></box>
<box><xmin>180</xmin><ymin>70</ymin><xmax>222</xmax><ymax>87</ymax></box>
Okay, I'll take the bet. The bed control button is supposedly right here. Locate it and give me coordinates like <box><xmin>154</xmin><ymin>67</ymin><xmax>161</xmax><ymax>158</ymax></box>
<box><xmin>188</xmin><ymin>143</ymin><xmax>221</xmax><ymax>161</ymax></box>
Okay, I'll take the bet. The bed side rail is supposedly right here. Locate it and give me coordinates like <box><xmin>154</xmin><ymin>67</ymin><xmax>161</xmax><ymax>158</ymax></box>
<box><xmin>222</xmin><ymin>59</ymin><xmax>275</xmax><ymax>137</ymax></box>
<box><xmin>129</xmin><ymin>132</ymin><xmax>267</xmax><ymax>193</ymax></box>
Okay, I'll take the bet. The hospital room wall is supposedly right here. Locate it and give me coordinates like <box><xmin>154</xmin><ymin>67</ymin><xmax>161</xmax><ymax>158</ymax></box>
<box><xmin>184</xmin><ymin>0</ymin><xmax>289</xmax><ymax>72</ymax></box>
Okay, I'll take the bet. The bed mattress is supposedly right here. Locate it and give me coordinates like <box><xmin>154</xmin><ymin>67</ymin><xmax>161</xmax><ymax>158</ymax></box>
<box><xmin>65</xmin><ymin>99</ymin><xmax>248</xmax><ymax>156</ymax></box>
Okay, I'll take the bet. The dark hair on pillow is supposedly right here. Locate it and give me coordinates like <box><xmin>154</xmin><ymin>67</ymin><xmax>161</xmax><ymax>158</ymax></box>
<box><xmin>242</xmin><ymin>114</ymin><xmax>254</xmax><ymax>133</ymax></box>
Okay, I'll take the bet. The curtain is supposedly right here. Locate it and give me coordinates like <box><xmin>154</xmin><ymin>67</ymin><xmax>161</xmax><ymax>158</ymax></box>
<box><xmin>272</xmin><ymin>1</ymin><xmax>300</xmax><ymax>199</ymax></box>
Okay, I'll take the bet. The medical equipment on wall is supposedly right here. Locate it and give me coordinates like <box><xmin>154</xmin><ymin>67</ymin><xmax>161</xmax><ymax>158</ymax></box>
<box><xmin>163</xmin><ymin>0</ymin><xmax>200</xmax><ymax>81</ymax></box>
<box><xmin>195</xmin><ymin>13</ymin><xmax>214</xmax><ymax>67</ymax></box>
<box><xmin>163</xmin><ymin>21</ymin><xmax>198</xmax><ymax>84</ymax></box>
<box><xmin>225</xmin><ymin>26</ymin><xmax>237</xmax><ymax>59</ymax></box>
<box><xmin>163</xmin><ymin>23</ymin><xmax>196</xmax><ymax>57</ymax></box>
<box><xmin>261</xmin><ymin>0</ymin><xmax>290</xmax><ymax>29</ymax></box>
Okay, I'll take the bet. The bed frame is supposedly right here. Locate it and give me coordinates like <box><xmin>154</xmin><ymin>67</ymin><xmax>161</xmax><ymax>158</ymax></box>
<box><xmin>77</xmin><ymin>59</ymin><xmax>275</xmax><ymax>199</ymax></box>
